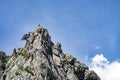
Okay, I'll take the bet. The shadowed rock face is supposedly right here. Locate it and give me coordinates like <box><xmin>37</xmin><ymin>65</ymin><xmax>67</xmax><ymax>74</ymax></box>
<box><xmin>0</xmin><ymin>51</ymin><xmax>9</xmax><ymax>78</ymax></box>
<box><xmin>0</xmin><ymin>26</ymin><xmax>101</xmax><ymax>80</ymax></box>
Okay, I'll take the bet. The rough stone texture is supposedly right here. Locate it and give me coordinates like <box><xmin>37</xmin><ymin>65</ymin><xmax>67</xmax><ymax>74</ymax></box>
<box><xmin>0</xmin><ymin>51</ymin><xmax>9</xmax><ymax>78</ymax></box>
<box><xmin>0</xmin><ymin>26</ymin><xmax>101</xmax><ymax>80</ymax></box>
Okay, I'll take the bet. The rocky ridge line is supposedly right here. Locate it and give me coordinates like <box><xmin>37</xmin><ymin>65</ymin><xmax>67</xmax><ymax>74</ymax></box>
<box><xmin>0</xmin><ymin>25</ymin><xmax>100</xmax><ymax>80</ymax></box>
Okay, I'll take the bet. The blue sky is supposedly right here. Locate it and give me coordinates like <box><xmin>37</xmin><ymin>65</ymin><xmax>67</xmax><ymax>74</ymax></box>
<box><xmin>0</xmin><ymin>0</ymin><xmax>120</xmax><ymax>63</ymax></box>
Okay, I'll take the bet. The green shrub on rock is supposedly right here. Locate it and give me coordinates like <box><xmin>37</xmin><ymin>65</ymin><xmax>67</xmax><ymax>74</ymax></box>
<box><xmin>14</xmin><ymin>70</ymin><xmax>20</xmax><ymax>76</ymax></box>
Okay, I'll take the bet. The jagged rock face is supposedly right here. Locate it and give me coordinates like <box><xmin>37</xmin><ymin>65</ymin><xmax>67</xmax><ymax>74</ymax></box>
<box><xmin>0</xmin><ymin>26</ymin><xmax>100</xmax><ymax>80</ymax></box>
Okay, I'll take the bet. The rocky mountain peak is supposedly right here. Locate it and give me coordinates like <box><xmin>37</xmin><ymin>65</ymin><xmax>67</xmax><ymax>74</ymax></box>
<box><xmin>0</xmin><ymin>25</ymin><xmax>100</xmax><ymax>80</ymax></box>
<box><xmin>22</xmin><ymin>26</ymin><xmax>53</xmax><ymax>50</ymax></box>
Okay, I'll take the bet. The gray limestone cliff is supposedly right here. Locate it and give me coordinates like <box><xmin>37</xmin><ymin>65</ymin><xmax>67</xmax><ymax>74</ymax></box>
<box><xmin>0</xmin><ymin>25</ymin><xmax>100</xmax><ymax>80</ymax></box>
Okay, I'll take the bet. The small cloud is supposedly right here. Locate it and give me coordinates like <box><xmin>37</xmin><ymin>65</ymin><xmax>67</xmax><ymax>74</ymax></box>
<box><xmin>89</xmin><ymin>54</ymin><xmax>120</xmax><ymax>80</ymax></box>
<box><xmin>95</xmin><ymin>46</ymin><xmax>101</xmax><ymax>50</ymax></box>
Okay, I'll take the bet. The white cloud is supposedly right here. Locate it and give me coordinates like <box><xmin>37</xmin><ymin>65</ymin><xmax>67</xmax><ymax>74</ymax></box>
<box><xmin>89</xmin><ymin>54</ymin><xmax>120</xmax><ymax>80</ymax></box>
<box><xmin>95</xmin><ymin>46</ymin><xmax>101</xmax><ymax>50</ymax></box>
